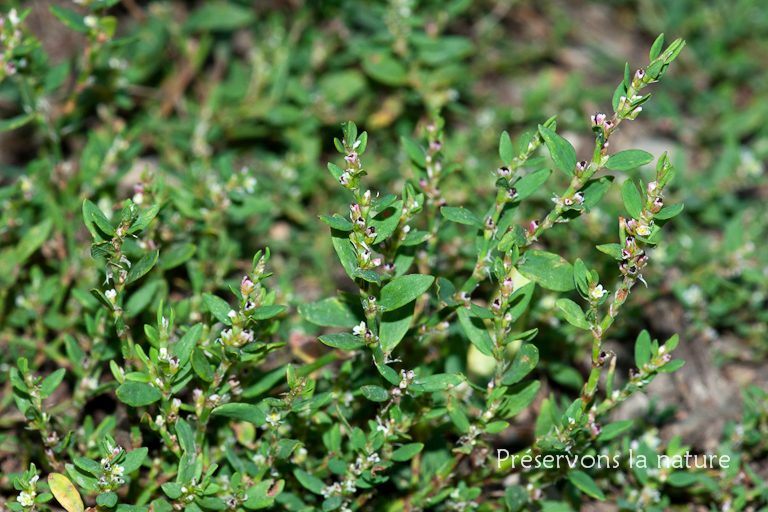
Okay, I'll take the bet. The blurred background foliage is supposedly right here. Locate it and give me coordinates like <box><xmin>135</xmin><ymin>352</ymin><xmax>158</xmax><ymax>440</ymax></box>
<box><xmin>1</xmin><ymin>0</ymin><xmax>766</xmax><ymax>501</ymax></box>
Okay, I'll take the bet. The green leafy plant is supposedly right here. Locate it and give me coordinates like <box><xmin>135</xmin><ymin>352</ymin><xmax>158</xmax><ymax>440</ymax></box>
<box><xmin>2</xmin><ymin>2</ymin><xmax>767</xmax><ymax>512</ymax></box>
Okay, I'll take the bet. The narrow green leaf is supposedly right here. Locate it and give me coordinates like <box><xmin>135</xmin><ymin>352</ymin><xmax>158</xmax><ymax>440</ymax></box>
<box><xmin>0</xmin><ymin>113</ymin><xmax>34</xmax><ymax>132</ymax></box>
<box><xmin>501</xmin><ymin>344</ymin><xmax>539</xmax><ymax>385</ymax></box>
<box><xmin>360</xmin><ymin>385</ymin><xmax>389</xmax><ymax>402</ymax></box>
<box><xmin>49</xmin><ymin>6</ymin><xmax>88</xmax><ymax>32</ymax></box>
<box><xmin>250</xmin><ymin>305</ymin><xmax>286</xmax><ymax>320</ymax></box>
<box><xmin>440</xmin><ymin>206</ymin><xmax>483</xmax><ymax>229</ymax></box>
<box><xmin>517</xmin><ymin>250</ymin><xmax>574</xmax><ymax>291</ymax></box>
<box><xmin>568</xmin><ymin>470</ymin><xmax>606</xmax><ymax>500</ymax></box>
<box><xmin>172</xmin><ymin>323</ymin><xmax>202</xmax><ymax>368</ymax></box>
<box><xmin>635</xmin><ymin>330</ymin><xmax>652</xmax><ymax>368</ymax></box>
<box><xmin>298</xmin><ymin>297</ymin><xmax>364</xmax><ymax>329</ymax></box>
<box><xmin>538</xmin><ymin>125</ymin><xmax>576</xmax><ymax>176</ymax></box>
<box><xmin>555</xmin><ymin>299</ymin><xmax>590</xmax><ymax>329</ymax></box>
<box><xmin>211</xmin><ymin>403</ymin><xmax>267</xmax><ymax>426</ymax></box>
<box><xmin>499</xmin><ymin>131</ymin><xmax>515</xmax><ymax>164</ymax></box>
<box><xmin>202</xmin><ymin>293</ymin><xmax>233</xmax><ymax>326</ymax></box>
<box><xmin>606</xmin><ymin>150</ymin><xmax>654</xmax><ymax>171</ymax></box>
<box><xmin>512</xmin><ymin>169</ymin><xmax>551</xmax><ymax>201</ymax></box>
<box><xmin>401</xmin><ymin>137</ymin><xmax>426</xmax><ymax>168</ymax></box>
<box><xmin>621</xmin><ymin>180</ymin><xmax>644</xmax><ymax>219</ymax></box>
<box><xmin>191</xmin><ymin>348</ymin><xmax>214</xmax><ymax>382</ymax></box>
<box><xmin>126</xmin><ymin>250</ymin><xmax>159</xmax><ymax>284</ymax></box>
<box><xmin>379</xmin><ymin>274</ymin><xmax>434</xmax><ymax>311</ymax></box>
<box><xmin>128</xmin><ymin>204</ymin><xmax>161</xmax><ymax>234</ymax></box>
<box><xmin>293</xmin><ymin>469</ymin><xmax>325</xmax><ymax>495</ymax></box>
<box><xmin>649</xmin><ymin>33</ymin><xmax>665</xmax><ymax>60</ymax></box>
<box><xmin>116</xmin><ymin>381</ymin><xmax>162</xmax><ymax>407</ymax></box>
<box><xmin>391</xmin><ymin>443</ymin><xmax>424</xmax><ymax>461</ymax></box>
<box><xmin>318</xmin><ymin>333</ymin><xmax>365</xmax><ymax>351</ymax></box>
<box><xmin>596</xmin><ymin>420</ymin><xmax>634</xmax><ymax>441</ymax></box>
<box><xmin>457</xmin><ymin>307</ymin><xmax>494</xmax><ymax>357</ymax></box>
<box><xmin>41</xmin><ymin>368</ymin><xmax>66</xmax><ymax>399</ymax></box>
<box><xmin>379</xmin><ymin>302</ymin><xmax>414</xmax><ymax>352</ymax></box>
<box><xmin>655</xmin><ymin>203</ymin><xmax>684</xmax><ymax>220</ymax></box>
<box><xmin>414</xmin><ymin>373</ymin><xmax>464</xmax><ymax>393</ymax></box>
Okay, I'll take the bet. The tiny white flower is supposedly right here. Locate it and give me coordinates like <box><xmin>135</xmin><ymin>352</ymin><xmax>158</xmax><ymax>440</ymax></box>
<box><xmin>18</xmin><ymin>491</ymin><xmax>35</xmax><ymax>507</ymax></box>
<box><xmin>159</xmin><ymin>347</ymin><xmax>168</xmax><ymax>360</ymax></box>
<box><xmin>590</xmin><ymin>285</ymin><xmax>607</xmax><ymax>301</ymax></box>
<box><xmin>352</xmin><ymin>321</ymin><xmax>366</xmax><ymax>337</ymax></box>
<box><xmin>635</xmin><ymin>225</ymin><xmax>651</xmax><ymax>236</ymax></box>
<box><xmin>105</xmin><ymin>289</ymin><xmax>117</xmax><ymax>300</ymax></box>
<box><xmin>84</xmin><ymin>15</ymin><xmax>98</xmax><ymax>27</ymax></box>
<box><xmin>228</xmin><ymin>310</ymin><xmax>238</xmax><ymax>319</ymax></box>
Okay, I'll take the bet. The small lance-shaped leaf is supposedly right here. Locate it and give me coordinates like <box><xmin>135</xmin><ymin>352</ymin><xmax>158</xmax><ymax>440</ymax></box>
<box><xmin>0</xmin><ymin>113</ymin><xmax>34</xmax><ymax>133</ymax></box>
<box><xmin>499</xmin><ymin>131</ymin><xmax>515</xmax><ymax>164</ymax></box>
<box><xmin>568</xmin><ymin>470</ymin><xmax>606</xmax><ymax>501</ymax></box>
<box><xmin>122</xmin><ymin>447</ymin><xmax>149</xmax><ymax>474</ymax></box>
<box><xmin>596</xmin><ymin>243</ymin><xmax>623</xmax><ymax>260</ymax></box>
<box><xmin>318</xmin><ymin>333</ymin><xmax>365</xmax><ymax>351</ymax></box>
<box><xmin>116</xmin><ymin>381</ymin><xmax>162</xmax><ymax>407</ymax></box>
<box><xmin>555</xmin><ymin>299</ymin><xmax>590</xmax><ymax>329</ymax></box>
<box><xmin>401</xmin><ymin>137</ymin><xmax>426</xmax><ymax>168</ymax></box>
<box><xmin>331</xmin><ymin>229</ymin><xmax>357</xmax><ymax>280</ymax></box>
<box><xmin>49</xmin><ymin>6</ymin><xmax>88</xmax><ymax>32</ymax></box>
<box><xmin>82</xmin><ymin>199</ymin><xmax>113</xmax><ymax>241</ymax></box>
<box><xmin>517</xmin><ymin>250</ymin><xmax>575</xmax><ymax>292</ymax></box>
<box><xmin>440</xmin><ymin>206</ymin><xmax>483</xmax><ymax>229</ymax></box>
<box><xmin>621</xmin><ymin>180</ymin><xmax>644</xmax><ymax>219</ymax></box>
<box><xmin>379</xmin><ymin>302</ymin><xmax>414</xmax><ymax>353</ymax></box>
<box><xmin>49</xmin><ymin>473</ymin><xmax>85</xmax><ymax>512</ymax></box>
<box><xmin>293</xmin><ymin>468</ymin><xmax>325</xmax><ymax>495</ymax></box>
<box><xmin>501</xmin><ymin>381</ymin><xmax>540</xmax><ymax>418</ymax></box>
<box><xmin>360</xmin><ymin>385</ymin><xmax>389</xmax><ymax>402</ymax></box>
<box><xmin>597</xmin><ymin>420</ymin><xmax>634</xmax><ymax>441</ymax></box>
<box><xmin>41</xmin><ymin>368</ymin><xmax>66</xmax><ymax>399</ymax></box>
<box><xmin>211</xmin><ymin>403</ymin><xmax>267</xmax><ymax>426</ymax></box>
<box><xmin>128</xmin><ymin>204</ymin><xmax>161</xmax><ymax>234</ymax></box>
<box><xmin>202</xmin><ymin>293</ymin><xmax>233</xmax><ymax>326</ymax></box>
<box><xmin>655</xmin><ymin>203</ymin><xmax>684</xmax><ymax>220</ymax></box>
<box><xmin>504</xmin><ymin>485</ymin><xmax>529</xmax><ymax>512</ymax></box>
<box><xmin>298</xmin><ymin>297</ymin><xmax>363</xmax><ymax>329</ymax></box>
<box><xmin>415</xmin><ymin>373</ymin><xmax>464</xmax><ymax>393</ymax></box>
<box><xmin>501</xmin><ymin>344</ymin><xmax>539</xmax><ymax>385</ymax></box>
<box><xmin>191</xmin><ymin>348</ymin><xmax>214</xmax><ymax>383</ymax></box>
<box><xmin>512</xmin><ymin>169</ymin><xmax>552</xmax><ymax>202</ymax></box>
<box><xmin>319</xmin><ymin>215</ymin><xmax>353</xmax><ymax>231</ymax></box>
<box><xmin>605</xmin><ymin>149</ymin><xmax>654</xmax><ymax>171</ymax></box>
<box><xmin>250</xmin><ymin>305</ymin><xmax>287</xmax><ymax>320</ymax></box>
<box><xmin>172</xmin><ymin>323</ymin><xmax>202</xmax><ymax>368</ymax></box>
<box><xmin>539</xmin><ymin>124</ymin><xmax>576</xmax><ymax>176</ymax></box>
<box><xmin>352</xmin><ymin>268</ymin><xmax>381</xmax><ymax>287</ymax></box>
<box><xmin>457</xmin><ymin>307</ymin><xmax>494</xmax><ymax>357</ymax></box>
<box><xmin>379</xmin><ymin>274</ymin><xmax>435</xmax><ymax>311</ymax></box>
<box><xmin>666</xmin><ymin>472</ymin><xmax>700</xmax><ymax>487</ymax></box>
<box><xmin>635</xmin><ymin>330</ymin><xmax>652</xmax><ymax>368</ymax></box>
<box><xmin>391</xmin><ymin>443</ymin><xmax>424</xmax><ymax>462</ymax></box>
<box><xmin>126</xmin><ymin>250</ymin><xmax>159</xmax><ymax>284</ymax></box>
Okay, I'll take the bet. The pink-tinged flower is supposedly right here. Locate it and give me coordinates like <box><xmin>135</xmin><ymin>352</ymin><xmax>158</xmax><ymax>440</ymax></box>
<box><xmin>429</xmin><ymin>141</ymin><xmax>442</xmax><ymax>152</ymax></box>
<box><xmin>497</xmin><ymin>167</ymin><xmax>511</xmax><ymax>179</ymax></box>
<box><xmin>591</xmin><ymin>113</ymin><xmax>606</xmax><ymax>126</ymax></box>
<box><xmin>501</xmin><ymin>278</ymin><xmax>514</xmax><ymax>297</ymax></box>
<box><xmin>574</xmin><ymin>191</ymin><xmax>585</xmax><ymax>204</ymax></box>
<box><xmin>635</xmin><ymin>69</ymin><xmax>646</xmax><ymax>80</ymax></box>
<box><xmin>528</xmin><ymin>220</ymin><xmax>540</xmax><ymax>234</ymax></box>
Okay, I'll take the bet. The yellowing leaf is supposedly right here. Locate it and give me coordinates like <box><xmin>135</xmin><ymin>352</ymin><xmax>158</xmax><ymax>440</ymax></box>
<box><xmin>49</xmin><ymin>473</ymin><xmax>84</xmax><ymax>512</ymax></box>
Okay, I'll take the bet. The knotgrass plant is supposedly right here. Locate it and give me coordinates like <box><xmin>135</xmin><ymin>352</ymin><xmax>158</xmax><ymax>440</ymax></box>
<box><xmin>1</xmin><ymin>10</ymin><xmax>703</xmax><ymax>508</ymax></box>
